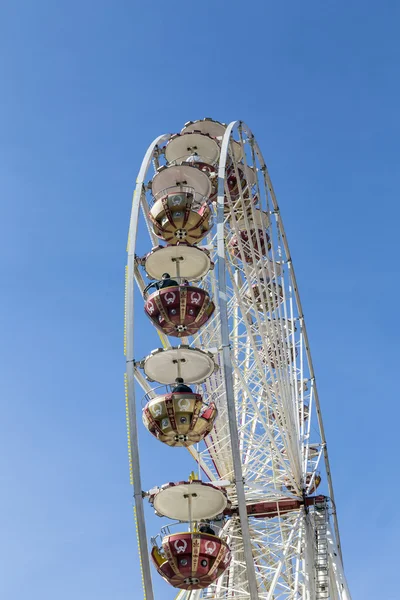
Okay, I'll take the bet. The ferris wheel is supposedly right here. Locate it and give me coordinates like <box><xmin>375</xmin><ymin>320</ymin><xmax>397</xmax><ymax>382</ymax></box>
<box><xmin>124</xmin><ymin>118</ymin><xmax>352</xmax><ymax>600</ymax></box>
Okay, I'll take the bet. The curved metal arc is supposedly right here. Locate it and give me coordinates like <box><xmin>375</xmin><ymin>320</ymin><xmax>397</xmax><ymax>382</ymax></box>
<box><xmin>126</xmin><ymin>133</ymin><xmax>171</xmax><ymax>600</ymax></box>
<box><xmin>218</xmin><ymin>121</ymin><xmax>345</xmax><ymax>597</ymax></box>
<box><xmin>126</xmin><ymin>123</ymin><xmax>344</xmax><ymax>598</ymax></box>
<box><xmin>217</xmin><ymin>121</ymin><xmax>259</xmax><ymax>599</ymax></box>
<box><xmin>127</xmin><ymin>133</ymin><xmax>171</xmax><ymax>256</ymax></box>
<box><xmin>231</xmin><ymin>120</ymin><xmax>341</xmax><ymax>560</ymax></box>
<box><xmin>243</xmin><ymin>126</ymin><xmax>343</xmax><ymax>561</ymax></box>
<box><xmin>326</xmin><ymin>521</ymin><xmax>352</xmax><ymax>599</ymax></box>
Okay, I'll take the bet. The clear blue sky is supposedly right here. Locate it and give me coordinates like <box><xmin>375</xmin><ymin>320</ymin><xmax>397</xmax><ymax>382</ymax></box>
<box><xmin>1</xmin><ymin>1</ymin><xmax>399</xmax><ymax>598</ymax></box>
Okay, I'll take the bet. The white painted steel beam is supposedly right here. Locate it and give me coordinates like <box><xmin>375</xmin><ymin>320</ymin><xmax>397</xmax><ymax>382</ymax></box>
<box><xmin>126</xmin><ymin>133</ymin><xmax>171</xmax><ymax>600</ymax></box>
<box><xmin>217</xmin><ymin>121</ymin><xmax>259</xmax><ymax>599</ymax></box>
<box><xmin>125</xmin><ymin>119</ymin><xmax>349</xmax><ymax>599</ymax></box>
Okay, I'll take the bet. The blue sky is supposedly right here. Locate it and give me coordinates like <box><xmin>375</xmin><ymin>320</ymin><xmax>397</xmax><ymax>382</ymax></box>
<box><xmin>1</xmin><ymin>1</ymin><xmax>399</xmax><ymax>598</ymax></box>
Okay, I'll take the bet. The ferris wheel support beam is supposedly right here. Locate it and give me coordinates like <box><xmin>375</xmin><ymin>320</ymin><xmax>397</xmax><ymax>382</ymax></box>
<box><xmin>126</xmin><ymin>133</ymin><xmax>171</xmax><ymax>600</ymax></box>
<box><xmin>265</xmin><ymin>511</ymin><xmax>302</xmax><ymax>600</ymax></box>
<box><xmin>217</xmin><ymin>121</ymin><xmax>259</xmax><ymax>600</ymax></box>
<box><xmin>326</xmin><ymin>522</ymin><xmax>352</xmax><ymax>599</ymax></box>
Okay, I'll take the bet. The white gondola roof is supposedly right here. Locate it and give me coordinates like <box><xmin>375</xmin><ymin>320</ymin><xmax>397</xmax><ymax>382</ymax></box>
<box><xmin>151</xmin><ymin>481</ymin><xmax>228</xmax><ymax>521</ymax></box>
<box><xmin>181</xmin><ymin>118</ymin><xmax>227</xmax><ymax>139</ymax></box>
<box><xmin>143</xmin><ymin>346</ymin><xmax>218</xmax><ymax>384</ymax></box>
<box><xmin>152</xmin><ymin>163</ymin><xmax>212</xmax><ymax>199</ymax></box>
<box><xmin>145</xmin><ymin>244</ymin><xmax>212</xmax><ymax>281</ymax></box>
<box><xmin>165</xmin><ymin>132</ymin><xmax>220</xmax><ymax>165</ymax></box>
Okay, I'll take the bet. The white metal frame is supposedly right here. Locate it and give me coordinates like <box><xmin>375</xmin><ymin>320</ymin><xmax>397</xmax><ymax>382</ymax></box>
<box><xmin>125</xmin><ymin>121</ymin><xmax>351</xmax><ymax>599</ymax></box>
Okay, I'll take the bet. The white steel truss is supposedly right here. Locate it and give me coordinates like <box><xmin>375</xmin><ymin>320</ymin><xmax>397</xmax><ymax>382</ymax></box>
<box><xmin>125</xmin><ymin>120</ymin><xmax>351</xmax><ymax>599</ymax></box>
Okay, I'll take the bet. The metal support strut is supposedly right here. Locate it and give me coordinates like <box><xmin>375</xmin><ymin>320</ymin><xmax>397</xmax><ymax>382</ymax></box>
<box><xmin>216</xmin><ymin>122</ymin><xmax>259</xmax><ymax>600</ymax></box>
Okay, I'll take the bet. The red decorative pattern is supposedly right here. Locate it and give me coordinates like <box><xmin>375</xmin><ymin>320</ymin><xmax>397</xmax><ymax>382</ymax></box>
<box><xmin>151</xmin><ymin>532</ymin><xmax>231</xmax><ymax>590</ymax></box>
<box><xmin>223</xmin><ymin>495</ymin><xmax>327</xmax><ymax>518</ymax></box>
<box><xmin>144</xmin><ymin>285</ymin><xmax>215</xmax><ymax>337</ymax></box>
<box><xmin>142</xmin><ymin>392</ymin><xmax>218</xmax><ymax>447</ymax></box>
<box><xmin>149</xmin><ymin>191</ymin><xmax>213</xmax><ymax>244</ymax></box>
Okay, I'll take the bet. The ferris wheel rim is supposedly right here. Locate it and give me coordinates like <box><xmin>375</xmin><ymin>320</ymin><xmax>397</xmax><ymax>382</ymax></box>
<box><xmin>215</xmin><ymin>120</ymin><xmax>260</xmax><ymax>599</ymax></box>
<box><xmin>243</xmin><ymin>124</ymin><xmax>343</xmax><ymax>560</ymax></box>
<box><xmin>125</xmin><ymin>131</ymin><xmax>172</xmax><ymax>600</ymax></box>
<box><xmin>125</xmin><ymin>120</ymin><xmax>348</xmax><ymax>599</ymax></box>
